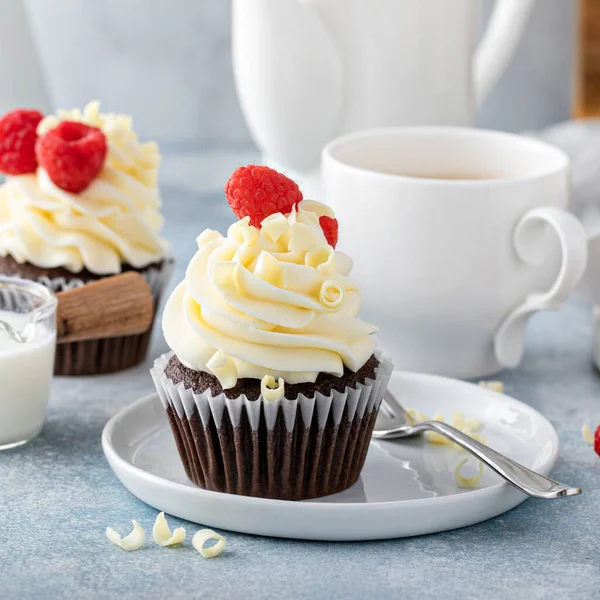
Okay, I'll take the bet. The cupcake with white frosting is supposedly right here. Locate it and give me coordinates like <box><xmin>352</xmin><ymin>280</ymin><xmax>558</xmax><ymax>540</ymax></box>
<box><xmin>151</xmin><ymin>165</ymin><xmax>392</xmax><ymax>500</ymax></box>
<box><xmin>0</xmin><ymin>102</ymin><xmax>172</xmax><ymax>374</ymax></box>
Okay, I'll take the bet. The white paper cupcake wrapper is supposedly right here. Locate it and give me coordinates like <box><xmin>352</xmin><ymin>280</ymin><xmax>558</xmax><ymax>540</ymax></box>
<box><xmin>151</xmin><ymin>349</ymin><xmax>393</xmax><ymax>432</ymax></box>
<box><xmin>152</xmin><ymin>349</ymin><xmax>393</xmax><ymax>499</ymax></box>
<box><xmin>36</xmin><ymin>256</ymin><xmax>175</xmax><ymax>302</ymax></box>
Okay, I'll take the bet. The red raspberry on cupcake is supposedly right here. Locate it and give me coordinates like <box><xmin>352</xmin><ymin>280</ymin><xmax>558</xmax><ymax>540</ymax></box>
<box><xmin>319</xmin><ymin>215</ymin><xmax>339</xmax><ymax>248</ymax></box>
<box><xmin>224</xmin><ymin>164</ymin><xmax>339</xmax><ymax>247</ymax></box>
<box><xmin>225</xmin><ymin>165</ymin><xmax>303</xmax><ymax>227</ymax></box>
<box><xmin>36</xmin><ymin>121</ymin><xmax>107</xmax><ymax>193</ymax></box>
<box><xmin>0</xmin><ymin>108</ymin><xmax>44</xmax><ymax>175</ymax></box>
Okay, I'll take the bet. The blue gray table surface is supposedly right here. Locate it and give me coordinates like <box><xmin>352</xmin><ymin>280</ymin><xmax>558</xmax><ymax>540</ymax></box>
<box><xmin>1</xmin><ymin>173</ymin><xmax>599</xmax><ymax>600</ymax></box>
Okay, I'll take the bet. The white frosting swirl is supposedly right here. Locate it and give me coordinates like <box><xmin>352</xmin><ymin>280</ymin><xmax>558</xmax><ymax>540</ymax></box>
<box><xmin>0</xmin><ymin>101</ymin><xmax>167</xmax><ymax>274</ymax></box>
<box><xmin>163</xmin><ymin>200</ymin><xmax>377</xmax><ymax>388</ymax></box>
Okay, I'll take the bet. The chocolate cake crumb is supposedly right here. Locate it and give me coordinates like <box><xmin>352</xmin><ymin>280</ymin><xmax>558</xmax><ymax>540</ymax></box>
<box><xmin>164</xmin><ymin>353</ymin><xmax>380</xmax><ymax>400</ymax></box>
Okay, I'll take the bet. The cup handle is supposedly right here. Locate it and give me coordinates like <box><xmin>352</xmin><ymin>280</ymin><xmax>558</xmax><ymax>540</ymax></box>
<box><xmin>494</xmin><ymin>206</ymin><xmax>588</xmax><ymax>368</ymax></box>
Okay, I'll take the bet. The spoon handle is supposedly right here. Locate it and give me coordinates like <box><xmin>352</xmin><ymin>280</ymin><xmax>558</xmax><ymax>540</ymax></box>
<box><xmin>418</xmin><ymin>421</ymin><xmax>581</xmax><ymax>499</ymax></box>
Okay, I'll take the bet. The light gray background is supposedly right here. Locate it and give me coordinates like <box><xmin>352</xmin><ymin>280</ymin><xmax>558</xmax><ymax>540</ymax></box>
<box><xmin>19</xmin><ymin>0</ymin><xmax>576</xmax><ymax>148</ymax></box>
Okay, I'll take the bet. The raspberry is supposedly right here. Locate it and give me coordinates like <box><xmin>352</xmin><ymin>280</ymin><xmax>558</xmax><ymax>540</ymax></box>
<box><xmin>594</xmin><ymin>425</ymin><xmax>600</xmax><ymax>458</ymax></box>
<box><xmin>225</xmin><ymin>165</ymin><xmax>303</xmax><ymax>227</ymax></box>
<box><xmin>319</xmin><ymin>215</ymin><xmax>338</xmax><ymax>248</ymax></box>
<box><xmin>35</xmin><ymin>121</ymin><xmax>107</xmax><ymax>194</ymax></box>
<box><xmin>0</xmin><ymin>109</ymin><xmax>44</xmax><ymax>175</ymax></box>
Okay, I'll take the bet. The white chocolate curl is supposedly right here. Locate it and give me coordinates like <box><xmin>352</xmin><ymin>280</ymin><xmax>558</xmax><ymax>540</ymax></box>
<box><xmin>106</xmin><ymin>520</ymin><xmax>145</xmax><ymax>551</ymax></box>
<box><xmin>407</xmin><ymin>409</ymin><xmax>486</xmax><ymax>448</ymax></box>
<box><xmin>153</xmin><ymin>512</ymin><xmax>186</xmax><ymax>547</ymax></box>
<box><xmin>455</xmin><ymin>459</ymin><xmax>485</xmax><ymax>488</ymax></box>
<box><xmin>319</xmin><ymin>280</ymin><xmax>344</xmax><ymax>310</ymax></box>
<box><xmin>478</xmin><ymin>380</ymin><xmax>505</xmax><ymax>393</ymax></box>
<box><xmin>261</xmin><ymin>375</ymin><xmax>285</xmax><ymax>401</ymax></box>
<box><xmin>582</xmin><ymin>424</ymin><xmax>594</xmax><ymax>445</ymax></box>
<box><xmin>192</xmin><ymin>529</ymin><xmax>227</xmax><ymax>558</ymax></box>
<box><xmin>206</xmin><ymin>351</ymin><xmax>238</xmax><ymax>390</ymax></box>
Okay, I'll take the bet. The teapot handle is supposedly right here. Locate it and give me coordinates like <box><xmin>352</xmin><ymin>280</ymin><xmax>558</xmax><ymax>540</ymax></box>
<box><xmin>494</xmin><ymin>206</ymin><xmax>588</xmax><ymax>369</ymax></box>
<box><xmin>474</xmin><ymin>0</ymin><xmax>536</xmax><ymax>106</ymax></box>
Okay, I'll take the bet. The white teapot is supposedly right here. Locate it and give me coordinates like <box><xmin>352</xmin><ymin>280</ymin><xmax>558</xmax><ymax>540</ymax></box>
<box><xmin>233</xmin><ymin>0</ymin><xmax>535</xmax><ymax>197</ymax></box>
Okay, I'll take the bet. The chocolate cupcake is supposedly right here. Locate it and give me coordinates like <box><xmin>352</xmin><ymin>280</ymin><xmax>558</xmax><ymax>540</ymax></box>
<box><xmin>0</xmin><ymin>102</ymin><xmax>172</xmax><ymax>375</ymax></box>
<box><xmin>151</xmin><ymin>165</ymin><xmax>392</xmax><ymax>500</ymax></box>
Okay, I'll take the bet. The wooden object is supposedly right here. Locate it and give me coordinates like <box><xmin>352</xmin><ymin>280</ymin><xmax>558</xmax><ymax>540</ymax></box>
<box><xmin>56</xmin><ymin>272</ymin><xmax>154</xmax><ymax>344</ymax></box>
<box><xmin>575</xmin><ymin>0</ymin><xmax>600</xmax><ymax>117</ymax></box>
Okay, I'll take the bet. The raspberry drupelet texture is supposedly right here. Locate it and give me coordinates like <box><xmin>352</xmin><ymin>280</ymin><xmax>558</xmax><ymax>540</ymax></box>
<box><xmin>225</xmin><ymin>165</ymin><xmax>303</xmax><ymax>228</ymax></box>
<box><xmin>35</xmin><ymin>121</ymin><xmax>107</xmax><ymax>194</ymax></box>
<box><xmin>0</xmin><ymin>109</ymin><xmax>44</xmax><ymax>175</ymax></box>
<box><xmin>319</xmin><ymin>215</ymin><xmax>339</xmax><ymax>248</ymax></box>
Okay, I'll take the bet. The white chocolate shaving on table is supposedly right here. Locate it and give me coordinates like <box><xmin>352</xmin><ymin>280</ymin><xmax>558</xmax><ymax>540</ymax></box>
<box><xmin>582</xmin><ymin>424</ymin><xmax>594</xmax><ymax>445</ymax></box>
<box><xmin>407</xmin><ymin>409</ymin><xmax>487</xmax><ymax>447</ymax></box>
<box><xmin>261</xmin><ymin>375</ymin><xmax>285</xmax><ymax>401</ymax></box>
<box><xmin>153</xmin><ymin>512</ymin><xmax>186</xmax><ymax>547</ymax></box>
<box><xmin>192</xmin><ymin>529</ymin><xmax>227</xmax><ymax>558</ymax></box>
<box><xmin>106</xmin><ymin>520</ymin><xmax>145</xmax><ymax>551</ymax></box>
<box><xmin>478</xmin><ymin>380</ymin><xmax>504</xmax><ymax>393</ymax></box>
<box><xmin>455</xmin><ymin>459</ymin><xmax>485</xmax><ymax>488</ymax></box>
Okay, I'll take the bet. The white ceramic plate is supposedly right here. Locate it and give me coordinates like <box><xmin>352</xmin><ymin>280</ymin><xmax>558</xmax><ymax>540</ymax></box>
<box><xmin>102</xmin><ymin>371</ymin><xmax>559</xmax><ymax>541</ymax></box>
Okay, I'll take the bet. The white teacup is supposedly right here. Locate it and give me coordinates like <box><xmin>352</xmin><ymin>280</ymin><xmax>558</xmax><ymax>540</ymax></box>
<box><xmin>322</xmin><ymin>127</ymin><xmax>588</xmax><ymax>378</ymax></box>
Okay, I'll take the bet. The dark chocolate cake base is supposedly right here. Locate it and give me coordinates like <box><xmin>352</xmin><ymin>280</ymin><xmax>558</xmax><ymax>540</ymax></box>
<box><xmin>161</xmin><ymin>354</ymin><xmax>382</xmax><ymax>500</ymax></box>
<box><xmin>0</xmin><ymin>253</ymin><xmax>164</xmax><ymax>284</ymax></box>
<box><xmin>164</xmin><ymin>353</ymin><xmax>380</xmax><ymax>399</ymax></box>
<box><xmin>0</xmin><ymin>253</ymin><xmax>169</xmax><ymax>376</ymax></box>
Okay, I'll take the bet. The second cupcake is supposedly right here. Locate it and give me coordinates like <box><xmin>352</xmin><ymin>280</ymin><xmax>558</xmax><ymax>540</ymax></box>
<box><xmin>151</xmin><ymin>165</ymin><xmax>392</xmax><ymax>500</ymax></box>
<box><xmin>0</xmin><ymin>101</ymin><xmax>172</xmax><ymax>375</ymax></box>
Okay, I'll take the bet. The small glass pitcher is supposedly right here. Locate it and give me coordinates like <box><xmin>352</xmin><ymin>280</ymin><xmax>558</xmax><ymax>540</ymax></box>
<box><xmin>0</xmin><ymin>277</ymin><xmax>57</xmax><ymax>450</ymax></box>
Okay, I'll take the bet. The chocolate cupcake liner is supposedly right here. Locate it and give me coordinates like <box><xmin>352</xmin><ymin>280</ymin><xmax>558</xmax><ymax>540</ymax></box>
<box><xmin>151</xmin><ymin>350</ymin><xmax>393</xmax><ymax>500</ymax></box>
<box><xmin>52</xmin><ymin>258</ymin><xmax>175</xmax><ymax>376</ymax></box>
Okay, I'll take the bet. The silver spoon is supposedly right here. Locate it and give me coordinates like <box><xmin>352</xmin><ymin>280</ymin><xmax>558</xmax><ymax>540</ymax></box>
<box><xmin>373</xmin><ymin>391</ymin><xmax>581</xmax><ymax>499</ymax></box>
